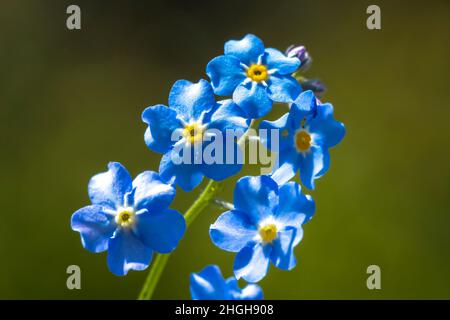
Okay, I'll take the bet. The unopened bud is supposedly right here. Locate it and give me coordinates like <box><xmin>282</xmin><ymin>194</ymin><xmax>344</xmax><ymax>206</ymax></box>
<box><xmin>302</xmin><ymin>79</ymin><xmax>326</xmax><ymax>97</ymax></box>
<box><xmin>286</xmin><ymin>45</ymin><xmax>311</xmax><ymax>70</ymax></box>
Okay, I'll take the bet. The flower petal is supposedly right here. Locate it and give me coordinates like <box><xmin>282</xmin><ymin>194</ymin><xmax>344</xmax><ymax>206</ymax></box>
<box><xmin>134</xmin><ymin>209</ymin><xmax>186</xmax><ymax>254</ymax></box>
<box><xmin>267</xmin><ymin>74</ymin><xmax>302</xmax><ymax>103</ymax></box>
<box><xmin>234</xmin><ymin>242</ymin><xmax>271</xmax><ymax>283</ymax></box>
<box><xmin>259</xmin><ymin>113</ymin><xmax>292</xmax><ymax>152</ymax></box>
<box><xmin>264</xmin><ymin>48</ymin><xmax>301</xmax><ymax>74</ymax></box>
<box><xmin>107</xmin><ymin>229</ymin><xmax>153</xmax><ymax>276</ymax></box>
<box><xmin>233</xmin><ymin>82</ymin><xmax>272</xmax><ymax>119</ymax></box>
<box><xmin>270</xmin><ymin>149</ymin><xmax>300</xmax><ymax>186</ymax></box>
<box><xmin>270</xmin><ymin>227</ymin><xmax>298</xmax><ymax>270</ymax></box>
<box><xmin>168</xmin><ymin>79</ymin><xmax>216</xmax><ymax>121</ymax></box>
<box><xmin>291</xmin><ymin>90</ymin><xmax>318</xmax><ymax>118</ymax></box>
<box><xmin>132</xmin><ymin>171</ymin><xmax>176</xmax><ymax>212</ymax></box>
<box><xmin>299</xmin><ymin>145</ymin><xmax>330</xmax><ymax>190</ymax></box>
<box><xmin>277</xmin><ymin>181</ymin><xmax>315</xmax><ymax>234</ymax></box>
<box><xmin>206</xmin><ymin>55</ymin><xmax>246</xmax><ymax>96</ymax></box>
<box><xmin>234</xmin><ymin>175</ymin><xmax>279</xmax><ymax>225</ymax></box>
<box><xmin>71</xmin><ymin>205</ymin><xmax>116</xmax><ymax>253</ymax></box>
<box><xmin>159</xmin><ymin>150</ymin><xmax>204</xmax><ymax>192</ymax></box>
<box><xmin>210</xmin><ymin>210</ymin><xmax>258</xmax><ymax>253</ymax></box>
<box><xmin>142</xmin><ymin>105</ymin><xmax>183</xmax><ymax>154</ymax></box>
<box><xmin>308</xmin><ymin>103</ymin><xmax>346</xmax><ymax>148</ymax></box>
<box><xmin>207</xmin><ymin>99</ymin><xmax>250</xmax><ymax>132</ymax></box>
<box><xmin>226</xmin><ymin>278</ymin><xmax>264</xmax><ymax>300</ymax></box>
<box><xmin>88</xmin><ymin>162</ymin><xmax>132</xmax><ymax>208</ymax></box>
<box><xmin>224</xmin><ymin>34</ymin><xmax>265</xmax><ymax>65</ymax></box>
<box><xmin>190</xmin><ymin>265</ymin><xmax>228</xmax><ymax>300</ymax></box>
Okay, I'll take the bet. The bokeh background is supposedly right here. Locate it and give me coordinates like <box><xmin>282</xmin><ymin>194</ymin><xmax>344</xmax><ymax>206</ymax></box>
<box><xmin>0</xmin><ymin>0</ymin><xmax>449</xmax><ymax>299</ymax></box>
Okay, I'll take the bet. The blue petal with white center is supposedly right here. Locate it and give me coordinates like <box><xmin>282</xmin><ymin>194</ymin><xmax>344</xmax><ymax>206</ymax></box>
<box><xmin>259</xmin><ymin>90</ymin><xmax>345</xmax><ymax>189</ymax></box>
<box><xmin>206</xmin><ymin>34</ymin><xmax>302</xmax><ymax>119</ymax></box>
<box><xmin>71</xmin><ymin>162</ymin><xmax>185</xmax><ymax>276</ymax></box>
<box><xmin>210</xmin><ymin>175</ymin><xmax>315</xmax><ymax>282</ymax></box>
<box><xmin>143</xmin><ymin>81</ymin><xmax>249</xmax><ymax>191</ymax></box>
<box><xmin>190</xmin><ymin>265</ymin><xmax>263</xmax><ymax>300</ymax></box>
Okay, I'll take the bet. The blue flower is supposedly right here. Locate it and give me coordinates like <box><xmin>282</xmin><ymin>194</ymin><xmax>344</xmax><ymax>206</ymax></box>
<box><xmin>260</xmin><ymin>90</ymin><xmax>346</xmax><ymax>189</ymax></box>
<box><xmin>190</xmin><ymin>265</ymin><xmax>263</xmax><ymax>300</ymax></box>
<box><xmin>71</xmin><ymin>162</ymin><xmax>186</xmax><ymax>276</ymax></box>
<box><xmin>210</xmin><ymin>176</ymin><xmax>315</xmax><ymax>283</ymax></box>
<box><xmin>206</xmin><ymin>34</ymin><xmax>302</xmax><ymax>119</ymax></box>
<box><xmin>142</xmin><ymin>79</ymin><xmax>249</xmax><ymax>192</ymax></box>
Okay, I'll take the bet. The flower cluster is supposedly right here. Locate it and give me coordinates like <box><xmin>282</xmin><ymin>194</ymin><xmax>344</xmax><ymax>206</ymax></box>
<box><xmin>71</xmin><ymin>34</ymin><xmax>345</xmax><ymax>299</ymax></box>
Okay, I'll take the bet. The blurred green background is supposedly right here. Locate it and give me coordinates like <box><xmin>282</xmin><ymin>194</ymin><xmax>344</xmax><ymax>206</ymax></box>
<box><xmin>0</xmin><ymin>0</ymin><xmax>449</xmax><ymax>299</ymax></box>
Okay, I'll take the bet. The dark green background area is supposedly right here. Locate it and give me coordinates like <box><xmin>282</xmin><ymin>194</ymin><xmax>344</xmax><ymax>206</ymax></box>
<box><xmin>0</xmin><ymin>0</ymin><xmax>449</xmax><ymax>299</ymax></box>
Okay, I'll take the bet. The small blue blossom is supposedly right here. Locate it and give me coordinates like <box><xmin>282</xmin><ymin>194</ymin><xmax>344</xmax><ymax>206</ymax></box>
<box><xmin>142</xmin><ymin>79</ymin><xmax>249</xmax><ymax>192</ymax></box>
<box><xmin>206</xmin><ymin>34</ymin><xmax>302</xmax><ymax>119</ymax></box>
<box><xmin>210</xmin><ymin>176</ymin><xmax>315</xmax><ymax>283</ymax></box>
<box><xmin>190</xmin><ymin>265</ymin><xmax>263</xmax><ymax>300</ymax></box>
<box><xmin>260</xmin><ymin>90</ymin><xmax>346</xmax><ymax>189</ymax></box>
<box><xmin>71</xmin><ymin>162</ymin><xmax>186</xmax><ymax>276</ymax></box>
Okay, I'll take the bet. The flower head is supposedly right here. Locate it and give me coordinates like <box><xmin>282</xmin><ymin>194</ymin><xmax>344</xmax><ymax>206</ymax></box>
<box><xmin>190</xmin><ymin>265</ymin><xmax>263</xmax><ymax>300</ymax></box>
<box><xmin>71</xmin><ymin>162</ymin><xmax>186</xmax><ymax>276</ymax></box>
<box><xmin>210</xmin><ymin>175</ymin><xmax>315</xmax><ymax>283</ymax></box>
<box><xmin>142</xmin><ymin>79</ymin><xmax>249</xmax><ymax>191</ymax></box>
<box><xmin>206</xmin><ymin>34</ymin><xmax>302</xmax><ymax>119</ymax></box>
<box><xmin>260</xmin><ymin>90</ymin><xmax>346</xmax><ymax>189</ymax></box>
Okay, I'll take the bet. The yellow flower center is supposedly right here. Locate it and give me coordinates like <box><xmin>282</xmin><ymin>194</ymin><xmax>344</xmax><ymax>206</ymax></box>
<box><xmin>183</xmin><ymin>122</ymin><xmax>204</xmax><ymax>144</ymax></box>
<box><xmin>259</xmin><ymin>224</ymin><xmax>278</xmax><ymax>243</ymax></box>
<box><xmin>295</xmin><ymin>130</ymin><xmax>311</xmax><ymax>152</ymax></box>
<box><xmin>115</xmin><ymin>207</ymin><xmax>135</xmax><ymax>228</ymax></box>
<box><xmin>246</xmin><ymin>64</ymin><xmax>269</xmax><ymax>82</ymax></box>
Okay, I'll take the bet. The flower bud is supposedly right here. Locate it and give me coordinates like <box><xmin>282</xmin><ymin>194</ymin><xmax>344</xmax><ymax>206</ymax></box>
<box><xmin>302</xmin><ymin>79</ymin><xmax>326</xmax><ymax>97</ymax></box>
<box><xmin>286</xmin><ymin>45</ymin><xmax>311</xmax><ymax>70</ymax></box>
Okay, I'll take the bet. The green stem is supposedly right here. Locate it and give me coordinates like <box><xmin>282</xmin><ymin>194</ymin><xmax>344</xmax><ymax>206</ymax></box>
<box><xmin>184</xmin><ymin>180</ymin><xmax>222</xmax><ymax>227</ymax></box>
<box><xmin>137</xmin><ymin>120</ymin><xmax>255</xmax><ymax>300</ymax></box>
<box><xmin>137</xmin><ymin>253</ymin><xmax>170</xmax><ymax>300</ymax></box>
